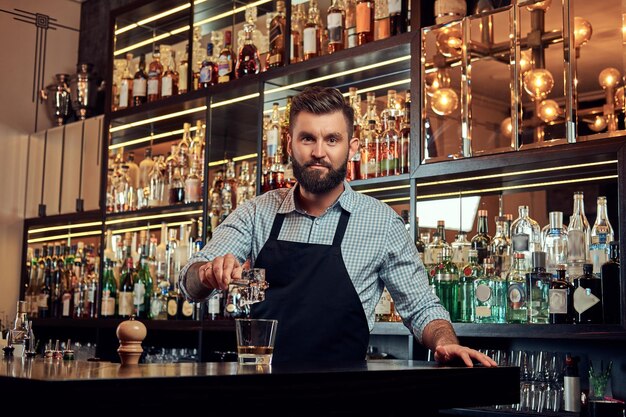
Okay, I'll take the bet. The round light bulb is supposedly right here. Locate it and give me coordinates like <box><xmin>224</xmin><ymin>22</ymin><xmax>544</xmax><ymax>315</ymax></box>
<box><xmin>538</xmin><ymin>99</ymin><xmax>560</xmax><ymax>123</ymax></box>
<box><xmin>573</xmin><ymin>17</ymin><xmax>592</xmax><ymax>48</ymax></box>
<box><xmin>615</xmin><ymin>86</ymin><xmax>625</xmax><ymax>109</ymax></box>
<box><xmin>424</xmin><ymin>69</ymin><xmax>451</xmax><ymax>97</ymax></box>
<box><xmin>436</xmin><ymin>27</ymin><xmax>463</xmax><ymax>58</ymax></box>
<box><xmin>589</xmin><ymin>115</ymin><xmax>607</xmax><ymax>132</ymax></box>
<box><xmin>500</xmin><ymin>117</ymin><xmax>513</xmax><ymax>138</ymax></box>
<box><xmin>519</xmin><ymin>50</ymin><xmax>533</xmax><ymax>74</ymax></box>
<box><xmin>431</xmin><ymin>88</ymin><xmax>459</xmax><ymax>116</ymax></box>
<box><xmin>523</xmin><ymin>68</ymin><xmax>555</xmax><ymax>100</ymax></box>
<box><xmin>526</xmin><ymin>0</ymin><xmax>552</xmax><ymax>12</ymax></box>
<box><xmin>598</xmin><ymin>67</ymin><xmax>621</xmax><ymax>89</ymax></box>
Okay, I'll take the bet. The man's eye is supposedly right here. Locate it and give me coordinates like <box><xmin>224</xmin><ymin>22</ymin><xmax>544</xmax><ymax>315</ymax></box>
<box><xmin>328</xmin><ymin>137</ymin><xmax>338</xmax><ymax>144</ymax></box>
<box><xmin>302</xmin><ymin>136</ymin><xmax>314</xmax><ymax>142</ymax></box>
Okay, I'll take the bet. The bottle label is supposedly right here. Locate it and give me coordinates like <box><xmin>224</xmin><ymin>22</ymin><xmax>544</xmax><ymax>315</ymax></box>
<box><xmin>388</xmin><ymin>0</ymin><xmax>402</xmax><ymax>14</ymax></box>
<box><xmin>303</xmin><ymin>27</ymin><xmax>317</xmax><ymax>55</ymax></box>
<box><xmin>119</xmin><ymin>80</ymin><xmax>130</xmax><ymax>108</ymax></box>
<box><xmin>101</xmin><ymin>291</ymin><xmax>115</xmax><ymax>316</ymax></box>
<box><xmin>590</xmin><ymin>248</ymin><xmax>608</xmax><ymax>274</ymax></box>
<box><xmin>161</xmin><ymin>76</ymin><xmax>173</xmax><ymax>97</ymax></box>
<box><xmin>435</xmin><ymin>272</ymin><xmax>458</xmax><ymax>282</ymax></box>
<box><xmin>475</xmin><ymin>283</ymin><xmax>492</xmax><ymax>303</ymax></box>
<box><xmin>567</xmin><ymin>229</ymin><xmax>586</xmax><ymax>261</ymax></box>
<box><xmin>167</xmin><ymin>298</ymin><xmax>178</xmax><ymax>316</ymax></box>
<box><xmin>327</xmin><ymin>12</ymin><xmax>344</xmax><ymax>44</ymax></box>
<box><xmin>179</xmin><ymin>64</ymin><xmax>188</xmax><ymax>91</ymax></box>
<box><xmin>347</xmin><ymin>27</ymin><xmax>357</xmax><ymax>48</ymax></box>
<box><xmin>62</xmin><ymin>293</ymin><xmax>72</xmax><ymax>316</ymax></box>
<box><xmin>573</xmin><ymin>286</ymin><xmax>600</xmax><ymax>314</ymax></box>
<box><xmin>266</xmin><ymin>128</ymin><xmax>279</xmax><ymax>156</ymax></box>
<box><xmin>356</xmin><ymin>2</ymin><xmax>372</xmax><ymax>33</ymax></box>
<box><xmin>182</xmin><ymin>300</ymin><xmax>194</xmax><ymax>317</ymax></box>
<box><xmin>147</xmin><ymin>78</ymin><xmax>159</xmax><ymax>95</ymax></box>
<box><xmin>199</xmin><ymin>65</ymin><xmax>213</xmax><ymax>84</ymax></box>
<box><xmin>512</xmin><ymin>233</ymin><xmax>530</xmax><ymax>252</ymax></box>
<box><xmin>133</xmin><ymin>78</ymin><xmax>147</xmax><ymax>97</ymax></box>
<box><xmin>218</xmin><ymin>56</ymin><xmax>232</xmax><ymax>78</ymax></box>
<box><xmin>508</xmin><ymin>283</ymin><xmax>525</xmax><ymax>306</ymax></box>
<box><xmin>208</xmin><ymin>292</ymin><xmax>221</xmax><ymax>315</ymax></box>
<box><xmin>475</xmin><ymin>306</ymin><xmax>491</xmax><ymax>318</ymax></box>
<box><xmin>150</xmin><ymin>296</ymin><xmax>163</xmax><ymax>318</ymax></box>
<box><xmin>269</xmin><ymin>20</ymin><xmax>284</xmax><ymax>51</ymax></box>
<box><xmin>118</xmin><ymin>292</ymin><xmax>133</xmax><ymax>316</ymax></box>
<box><xmin>549</xmin><ymin>288</ymin><xmax>568</xmax><ymax>314</ymax></box>
<box><xmin>133</xmin><ymin>282</ymin><xmax>146</xmax><ymax>306</ymax></box>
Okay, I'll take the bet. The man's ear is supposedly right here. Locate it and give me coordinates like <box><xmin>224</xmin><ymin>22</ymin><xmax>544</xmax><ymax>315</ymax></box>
<box><xmin>348</xmin><ymin>136</ymin><xmax>360</xmax><ymax>160</ymax></box>
<box><xmin>287</xmin><ymin>134</ymin><xmax>292</xmax><ymax>156</ymax></box>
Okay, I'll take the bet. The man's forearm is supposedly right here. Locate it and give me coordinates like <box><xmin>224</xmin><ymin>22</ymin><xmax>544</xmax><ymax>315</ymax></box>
<box><xmin>181</xmin><ymin>262</ymin><xmax>213</xmax><ymax>301</ymax></box>
<box><xmin>421</xmin><ymin>319</ymin><xmax>459</xmax><ymax>351</ymax></box>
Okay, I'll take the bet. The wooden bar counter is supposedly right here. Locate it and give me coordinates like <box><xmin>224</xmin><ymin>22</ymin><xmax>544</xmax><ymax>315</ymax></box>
<box><xmin>0</xmin><ymin>358</ymin><xmax>519</xmax><ymax>416</ymax></box>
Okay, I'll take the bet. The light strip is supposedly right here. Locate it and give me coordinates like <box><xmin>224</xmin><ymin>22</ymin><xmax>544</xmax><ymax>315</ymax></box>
<box><xmin>211</xmin><ymin>93</ymin><xmax>260</xmax><ymax>108</ymax></box>
<box><xmin>415</xmin><ymin>175</ymin><xmax>619</xmax><ymax>200</ymax></box>
<box><xmin>111</xmin><ymin>220</ymin><xmax>193</xmax><ymax>236</ymax></box>
<box><xmin>114</xmin><ymin>28</ymin><xmax>189</xmax><ymax>56</ymax></box>
<box><xmin>29</xmin><ymin>221</ymin><xmax>103</xmax><ymax>234</ymax></box>
<box><xmin>381</xmin><ymin>196</ymin><xmax>410</xmax><ymax>204</ymax></box>
<box><xmin>27</xmin><ymin>230</ymin><xmax>102</xmax><ymax>244</ymax></box>
<box><xmin>233</xmin><ymin>153</ymin><xmax>258</xmax><ymax>162</ymax></box>
<box><xmin>109</xmin><ymin>125</ymin><xmax>201</xmax><ymax>150</ymax></box>
<box><xmin>110</xmin><ymin>106</ymin><xmax>207</xmax><ymax>133</ymax></box>
<box><xmin>358</xmin><ymin>184</ymin><xmax>410</xmax><ymax>194</ymax></box>
<box><xmin>193</xmin><ymin>0</ymin><xmax>272</xmax><ymax>27</ymax></box>
<box><xmin>115</xmin><ymin>3</ymin><xmax>191</xmax><ymax>35</ymax></box>
<box><xmin>106</xmin><ymin>209</ymin><xmax>203</xmax><ymax>225</ymax></box>
<box><xmin>208</xmin><ymin>159</ymin><xmax>229</xmax><ymax>167</ymax></box>
<box><xmin>416</xmin><ymin>160</ymin><xmax>618</xmax><ymax>187</ymax></box>
<box><xmin>264</xmin><ymin>55</ymin><xmax>411</xmax><ymax>95</ymax></box>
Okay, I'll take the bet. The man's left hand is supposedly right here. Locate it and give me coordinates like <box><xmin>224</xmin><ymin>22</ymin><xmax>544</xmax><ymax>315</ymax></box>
<box><xmin>434</xmin><ymin>344</ymin><xmax>498</xmax><ymax>367</ymax></box>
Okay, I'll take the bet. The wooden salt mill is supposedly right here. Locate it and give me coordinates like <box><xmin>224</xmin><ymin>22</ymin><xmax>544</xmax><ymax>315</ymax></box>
<box><xmin>116</xmin><ymin>315</ymin><xmax>147</xmax><ymax>365</ymax></box>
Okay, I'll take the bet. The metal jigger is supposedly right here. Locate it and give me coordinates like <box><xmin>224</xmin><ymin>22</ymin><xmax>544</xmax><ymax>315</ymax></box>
<box><xmin>40</xmin><ymin>73</ymin><xmax>72</xmax><ymax>126</ymax></box>
<box><xmin>70</xmin><ymin>63</ymin><xmax>98</xmax><ymax>120</ymax></box>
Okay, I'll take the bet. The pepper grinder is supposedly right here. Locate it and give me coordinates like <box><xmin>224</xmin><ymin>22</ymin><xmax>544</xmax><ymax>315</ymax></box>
<box><xmin>116</xmin><ymin>315</ymin><xmax>147</xmax><ymax>365</ymax></box>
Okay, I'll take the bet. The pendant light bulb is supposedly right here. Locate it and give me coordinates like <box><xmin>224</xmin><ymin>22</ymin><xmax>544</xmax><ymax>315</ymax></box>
<box><xmin>598</xmin><ymin>67</ymin><xmax>621</xmax><ymax>89</ymax></box>
<box><xmin>573</xmin><ymin>17</ymin><xmax>593</xmax><ymax>48</ymax></box>
<box><xmin>519</xmin><ymin>50</ymin><xmax>533</xmax><ymax>75</ymax></box>
<box><xmin>523</xmin><ymin>68</ymin><xmax>555</xmax><ymax>100</ymax></box>
<box><xmin>500</xmin><ymin>117</ymin><xmax>513</xmax><ymax>139</ymax></box>
<box><xmin>538</xmin><ymin>99</ymin><xmax>560</xmax><ymax>123</ymax></box>
<box><xmin>431</xmin><ymin>88</ymin><xmax>459</xmax><ymax>116</ymax></box>
<box><xmin>436</xmin><ymin>26</ymin><xmax>463</xmax><ymax>58</ymax></box>
<box><xmin>589</xmin><ymin>115</ymin><xmax>607</xmax><ymax>132</ymax></box>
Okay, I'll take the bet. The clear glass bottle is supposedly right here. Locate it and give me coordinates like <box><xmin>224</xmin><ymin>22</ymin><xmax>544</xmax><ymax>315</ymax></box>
<box><xmin>161</xmin><ymin>50</ymin><xmax>179</xmax><ymax>98</ymax></box>
<box><xmin>168</xmin><ymin>167</ymin><xmax>185</xmax><ymax>205</ymax></box>
<box><xmin>572</xmin><ymin>263</ymin><xmax>603</xmax><ymax>324</ymax></box>
<box><xmin>290</xmin><ymin>3</ymin><xmax>306</xmax><ymax>63</ymax></box>
<box><xmin>303</xmin><ymin>0</ymin><xmax>322</xmax><ymax>60</ymax></box>
<box><xmin>138</xmin><ymin>148</ymin><xmax>155</xmax><ymax>194</ymax></box>
<box><xmin>526</xmin><ymin>251</ymin><xmax>551</xmax><ymax>324</ymax></box>
<box><xmin>217</xmin><ymin>30</ymin><xmax>235</xmax><ymax>83</ymax></box>
<box><xmin>474</xmin><ymin>257</ymin><xmax>507</xmax><ymax>323</ymax></box>
<box><xmin>506</xmin><ymin>253</ymin><xmax>528</xmax><ymax>324</ymax></box>
<box><xmin>459</xmin><ymin>249</ymin><xmax>482</xmax><ymax>323</ymax></box>
<box><xmin>184</xmin><ymin>161</ymin><xmax>202</xmax><ymax>204</ymax></box>
<box><xmin>567</xmin><ymin>191</ymin><xmax>590</xmax><ymax>278</ymax></box>
<box><xmin>178</xmin><ymin>43</ymin><xmax>189</xmax><ymax>94</ymax></box>
<box><xmin>148</xmin><ymin>155</ymin><xmax>166</xmax><ymax>207</ymax></box>
<box><xmin>327</xmin><ymin>0</ymin><xmax>346</xmax><ymax>54</ymax></box>
<box><xmin>100</xmin><ymin>259</ymin><xmax>117</xmax><ymax>318</ymax></box>
<box><xmin>471</xmin><ymin>209</ymin><xmax>492</xmax><ymax>265</ymax></box>
<box><xmin>199</xmin><ymin>42</ymin><xmax>218</xmax><ymax>88</ymax></box>
<box><xmin>425</xmin><ymin>220</ymin><xmax>450</xmax><ymax>268</ymax></box>
<box><xmin>511</xmin><ymin>205</ymin><xmax>541</xmax><ymax>270</ymax></box>
<box><xmin>433</xmin><ymin>246</ymin><xmax>459</xmax><ymax>322</ymax></box>
<box><xmin>117</xmin><ymin>243</ymin><xmax>135</xmax><ymax>319</ymax></box>
<box><xmin>379</xmin><ymin>111</ymin><xmax>398</xmax><ymax>177</ymax></box>
<box><xmin>398</xmin><ymin>90</ymin><xmax>410</xmax><ymax>174</ymax></box>
<box><xmin>549</xmin><ymin>263</ymin><xmax>574</xmax><ymax>324</ymax></box>
<box><xmin>147</xmin><ymin>45</ymin><xmax>163</xmax><ymax>102</ymax></box>
<box><xmin>491</xmin><ymin>215</ymin><xmax>512</xmax><ymax>277</ymax></box>
<box><xmin>236</xmin><ymin>21</ymin><xmax>261</xmax><ymax>78</ymax></box>
<box><xmin>589</xmin><ymin>196</ymin><xmax>614</xmax><ymax>273</ymax></box>
<box><xmin>543</xmin><ymin>211</ymin><xmax>569</xmax><ymax>277</ymax></box>
<box><xmin>118</xmin><ymin>53</ymin><xmax>134</xmax><ymax>109</ymax></box>
<box><xmin>451</xmin><ymin>231</ymin><xmax>471</xmax><ymax>270</ymax></box>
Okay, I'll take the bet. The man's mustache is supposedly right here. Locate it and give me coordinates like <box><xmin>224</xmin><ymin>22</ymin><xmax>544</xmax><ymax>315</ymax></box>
<box><xmin>304</xmin><ymin>159</ymin><xmax>333</xmax><ymax>169</ymax></box>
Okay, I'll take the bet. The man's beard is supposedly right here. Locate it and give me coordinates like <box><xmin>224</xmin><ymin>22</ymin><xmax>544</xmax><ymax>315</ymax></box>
<box><xmin>292</xmin><ymin>154</ymin><xmax>348</xmax><ymax>195</ymax></box>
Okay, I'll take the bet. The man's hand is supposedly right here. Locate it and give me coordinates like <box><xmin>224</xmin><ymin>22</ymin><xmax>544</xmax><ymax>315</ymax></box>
<box><xmin>199</xmin><ymin>254</ymin><xmax>248</xmax><ymax>290</ymax></box>
<box><xmin>434</xmin><ymin>344</ymin><xmax>498</xmax><ymax>367</ymax></box>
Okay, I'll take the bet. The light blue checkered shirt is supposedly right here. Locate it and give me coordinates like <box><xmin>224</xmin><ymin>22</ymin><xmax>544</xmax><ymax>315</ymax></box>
<box><xmin>179</xmin><ymin>181</ymin><xmax>450</xmax><ymax>343</ymax></box>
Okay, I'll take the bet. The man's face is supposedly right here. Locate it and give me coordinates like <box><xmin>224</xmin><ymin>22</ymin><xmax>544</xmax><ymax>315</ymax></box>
<box><xmin>288</xmin><ymin>110</ymin><xmax>358</xmax><ymax>195</ymax></box>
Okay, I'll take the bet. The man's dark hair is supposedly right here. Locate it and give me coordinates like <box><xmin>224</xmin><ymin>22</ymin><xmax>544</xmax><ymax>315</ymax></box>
<box><xmin>289</xmin><ymin>86</ymin><xmax>354</xmax><ymax>139</ymax></box>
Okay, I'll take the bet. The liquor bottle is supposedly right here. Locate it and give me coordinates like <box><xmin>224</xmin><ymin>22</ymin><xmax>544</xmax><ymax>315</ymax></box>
<box><xmin>433</xmin><ymin>246</ymin><xmax>459</xmax><ymax>322</ymax></box>
<box><xmin>147</xmin><ymin>45</ymin><xmax>163</xmax><ymax>102</ymax></box>
<box><xmin>374</xmin><ymin>0</ymin><xmax>390</xmax><ymax>40</ymax></box>
<box><xmin>100</xmin><ymin>259</ymin><xmax>117</xmax><ymax>318</ymax></box>
<box><xmin>451</xmin><ymin>231</ymin><xmax>471</xmax><ymax>270</ymax></box>
<box><xmin>471</xmin><ymin>209</ymin><xmax>492</xmax><ymax>265</ymax></box>
<box><xmin>344</xmin><ymin>0</ymin><xmax>357</xmax><ymax>48</ymax></box>
<box><xmin>126</xmin><ymin>151</ymin><xmax>140</xmax><ymax>191</ymax></box>
<box><xmin>526</xmin><ymin>251</ymin><xmax>550</xmax><ymax>324</ymax></box>
<box><xmin>168</xmin><ymin>167</ymin><xmax>185</xmax><ymax>204</ymax></box>
<box><xmin>132</xmin><ymin>53</ymin><xmax>148</xmax><ymax>106</ymax></box>
<box><xmin>425</xmin><ymin>220</ymin><xmax>450</xmax><ymax>267</ymax></box>
<box><xmin>184</xmin><ymin>161</ymin><xmax>202</xmax><ymax>203</ymax></box>
<box><xmin>84</xmin><ymin>263</ymin><xmax>99</xmax><ymax>318</ymax></box>
<box><xmin>178</xmin><ymin>44</ymin><xmax>189</xmax><ymax>94</ymax></box>
<box><xmin>572</xmin><ymin>263</ymin><xmax>603</xmax><ymax>324</ymax></box>
<box><xmin>167</xmin><ymin>283</ymin><xmax>181</xmax><ymax>320</ymax></box>
<box><xmin>199</xmin><ymin>42</ymin><xmax>218</xmax><ymax>88</ymax></box>
<box><xmin>132</xmin><ymin>249</ymin><xmax>151</xmax><ymax>319</ymax></box>
<box><xmin>414</xmin><ymin>216</ymin><xmax>426</xmax><ymax>256</ymax></box>
<box><xmin>511</xmin><ymin>205</ymin><xmax>541</xmax><ymax>271</ymax></box>
<box><xmin>563</xmin><ymin>354</ymin><xmax>581</xmax><ymax>413</ymax></box>
<box><xmin>474</xmin><ymin>257</ymin><xmax>506</xmax><ymax>323</ymax></box>
<box><xmin>543</xmin><ymin>211</ymin><xmax>569</xmax><ymax>277</ymax></box>
<box><xmin>25</xmin><ymin>248</ymin><xmax>39</xmax><ymax>319</ymax></box>
<box><xmin>266</xmin><ymin>103</ymin><xmax>281</xmax><ymax>167</ymax></box>
<box><xmin>236</xmin><ymin>161</ymin><xmax>252</xmax><ymax>207</ymax></box>
<box><xmin>327</xmin><ymin>0</ymin><xmax>345</xmax><ymax>54</ymax></box>
<box><xmin>118</xmin><ymin>53</ymin><xmax>134</xmax><ymax>109</ymax></box>
<box><xmin>356</xmin><ymin>0</ymin><xmax>375</xmax><ymax>45</ymax></box>
<box><xmin>379</xmin><ymin>110</ymin><xmax>399</xmax><ymax>177</ymax></box>
<box><xmin>567</xmin><ymin>191</ymin><xmax>590</xmax><ymax>278</ymax></box>
<box><xmin>166</xmin><ymin>228</ymin><xmax>179</xmax><ymax>286</ymax></box>
<box><xmin>224</xmin><ymin>160</ymin><xmax>239</xmax><ymax>208</ymax></box>
<box><xmin>38</xmin><ymin>245</ymin><xmax>53</xmax><ymax>319</ymax></box>
<box><xmin>375</xmin><ymin>287</ymin><xmax>400</xmax><ymax>322</ymax></box>
<box><xmin>206</xmin><ymin>291</ymin><xmax>222</xmax><ymax>320</ymax></box>
<box><xmin>217</xmin><ymin>30</ymin><xmax>235</xmax><ymax>83</ymax></box>
<box><xmin>589</xmin><ymin>196</ymin><xmax>614</xmax><ymax>273</ymax></box>
<box><xmin>398</xmin><ymin>90</ymin><xmax>410</xmax><ymax>174</ymax></box>
<box><xmin>138</xmin><ymin>148</ymin><xmax>155</xmax><ymax>194</ymax></box>
<box><xmin>389</xmin><ymin>0</ymin><xmax>408</xmax><ymax>35</ymax></box>
<box><xmin>117</xmin><ymin>243</ymin><xmax>135</xmax><ymax>319</ymax></box>
<box><xmin>549</xmin><ymin>264</ymin><xmax>574</xmax><ymax>324</ymax></box>
<box><xmin>50</xmin><ymin>244</ymin><xmax>64</xmax><ymax>318</ymax></box>
<box><xmin>459</xmin><ymin>249</ymin><xmax>482</xmax><ymax>323</ymax></box>
<box><xmin>601</xmin><ymin>241</ymin><xmax>620</xmax><ymax>324</ymax></box>
<box><xmin>267</xmin><ymin>0</ymin><xmax>286</xmax><ymax>68</ymax></box>
<box><xmin>236</xmin><ymin>21</ymin><xmax>261</xmax><ymax>78</ymax></box>
<box><xmin>360</xmin><ymin>118</ymin><xmax>379</xmax><ymax>179</ymax></box>
<box><xmin>71</xmin><ymin>245</ymin><xmax>85</xmax><ymax>318</ymax></box>
<box><xmin>506</xmin><ymin>253</ymin><xmax>528</xmax><ymax>323</ymax></box>
<box><xmin>290</xmin><ymin>3</ymin><xmax>305</xmax><ymax>63</ymax></box>
<box><xmin>60</xmin><ymin>256</ymin><xmax>73</xmax><ymax>318</ymax></box>
<box><xmin>491</xmin><ymin>215</ymin><xmax>512</xmax><ymax>277</ymax></box>
<box><xmin>303</xmin><ymin>0</ymin><xmax>321</xmax><ymax>61</ymax></box>
<box><xmin>161</xmin><ymin>50</ymin><xmax>178</xmax><ymax>98</ymax></box>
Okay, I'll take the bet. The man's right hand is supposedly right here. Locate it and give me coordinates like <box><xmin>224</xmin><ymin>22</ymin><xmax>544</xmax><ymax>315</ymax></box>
<box><xmin>198</xmin><ymin>254</ymin><xmax>246</xmax><ymax>291</ymax></box>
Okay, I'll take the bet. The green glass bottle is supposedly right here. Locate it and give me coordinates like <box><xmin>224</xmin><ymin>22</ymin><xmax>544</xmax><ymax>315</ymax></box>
<box><xmin>100</xmin><ymin>259</ymin><xmax>117</xmax><ymax>318</ymax></box>
<box><xmin>434</xmin><ymin>246</ymin><xmax>459</xmax><ymax>322</ymax></box>
<box><xmin>134</xmin><ymin>249</ymin><xmax>153</xmax><ymax>319</ymax></box>
<box><xmin>459</xmin><ymin>249</ymin><xmax>482</xmax><ymax>323</ymax></box>
<box><xmin>506</xmin><ymin>252</ymin><xmax>528</xmax><ymax>323</ymax></box>
<box><xmin>526</xmin><ymin>251</ymin><xmax>551</xmax><ymax>324</ymax></box>
<box><xmin>474</xmin><ymin>257</ymin><xmax>507</xmax><ymax>323</ymax></box>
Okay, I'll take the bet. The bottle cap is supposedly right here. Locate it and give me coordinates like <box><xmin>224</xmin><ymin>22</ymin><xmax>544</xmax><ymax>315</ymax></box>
<box><xmin>532</xmin><ymin>251</ymin><xmax>546</xmax><ymax>268</ymax></box>
<box><xmin>549</xmin><ymin>211</ymin><xmax>563</xmax><ymax>228</ymax></box>
<box><xmin>583</xmin><ymin>263</ymin><xmax>593</xmax><ymax>274</ymax></box>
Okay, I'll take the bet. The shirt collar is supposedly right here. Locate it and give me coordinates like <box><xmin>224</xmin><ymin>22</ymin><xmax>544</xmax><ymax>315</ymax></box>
<box><xmin>277</xmin><ymin>181</ymin><xmax>357</xmax><ymax>215</ymax></box>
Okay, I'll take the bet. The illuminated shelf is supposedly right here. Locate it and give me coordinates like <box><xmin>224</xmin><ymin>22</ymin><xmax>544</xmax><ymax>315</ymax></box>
<box><xmin>104</xmin><ymin>203</ymin><xmax>203</xmax><ymax>231</ymax></box>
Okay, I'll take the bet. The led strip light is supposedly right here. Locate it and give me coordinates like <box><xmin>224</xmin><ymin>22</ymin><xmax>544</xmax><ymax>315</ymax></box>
<box><xmin>106</xmin><ymin>209</ymin><xmax>203</xmax><ymax>225</ymax></box>
<box><xmin>27</xmin><ymin>230</ymin><xmax>102</xmax><ymax>244</ymax></box>
<box><xmin>111</xmin><ymin>220</ymin><xmax>193</xmax><ymax>235</ymax></box>
<box><xmin>109</xmin><ymin>125</ymin><xmax>201</xmax><ymax>150</ymax></box>
<box><xmin>29</xmin><ymin>221</ymin><xmax>103</xmax><ymax>235</ymax></box>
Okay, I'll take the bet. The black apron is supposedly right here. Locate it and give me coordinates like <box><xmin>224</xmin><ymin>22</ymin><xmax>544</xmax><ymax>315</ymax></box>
<box><xmin>251</xmin><ymin>208</ymin><xmax>370</xmax><ymax>362</ymax></box>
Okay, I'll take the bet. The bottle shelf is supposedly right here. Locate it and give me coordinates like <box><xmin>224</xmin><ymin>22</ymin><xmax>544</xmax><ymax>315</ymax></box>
<box><xmin>31</xmin><ymin>317</ymin><xmax>236</xmax><ymax>332</ymax></box>
<box><xmin>440</xmin><ymin>406</ymin><xmax>578</xmax><ymax>417</ymax></box>
<box><xmin>105</xmin><ymin>202</ymin><xmax>203</xmax><ymax>222</ymax></box>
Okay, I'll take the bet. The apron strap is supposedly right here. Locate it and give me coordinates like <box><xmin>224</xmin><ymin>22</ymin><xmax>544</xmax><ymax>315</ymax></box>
<box><xmin>332</xmin><ymin>209</ymin><xmax>350</xmax><ymax>247</ymax></box>
<box><xmin>268</xmin><ymin>213</ymin><xmax>286</xmax><ymax>240</ymax></box>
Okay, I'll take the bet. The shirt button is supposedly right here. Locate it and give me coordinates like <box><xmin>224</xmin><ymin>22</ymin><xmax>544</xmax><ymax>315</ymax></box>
<box><xmin>315</xmin><ymin>220</ymin><xmax>320</xmax><ymax>225</ymax></box>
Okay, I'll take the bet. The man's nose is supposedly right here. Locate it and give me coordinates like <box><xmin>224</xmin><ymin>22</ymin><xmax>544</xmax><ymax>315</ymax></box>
<box><xmin>311</xmin><ymin>140</ymin><xmax>326</xmax><ymax>158</ymax></box>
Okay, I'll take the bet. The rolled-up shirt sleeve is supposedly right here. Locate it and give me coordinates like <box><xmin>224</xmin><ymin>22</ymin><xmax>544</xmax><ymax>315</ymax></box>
<box><xmin>178</xmin><ymin>199</ymin><xmax>256</xmax><ymax>302</ymax></box>
<box><xmin>378</xmin><ymin>213</ymin><xmax>451</xmax><ymax>344</ymax></box>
